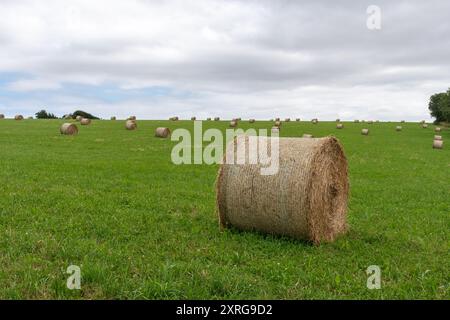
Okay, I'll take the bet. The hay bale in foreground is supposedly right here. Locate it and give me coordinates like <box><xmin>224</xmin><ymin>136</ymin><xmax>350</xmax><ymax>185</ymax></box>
<box><xmin>434</xmin><ymin>135</ymin><xmax>442</xmax><ymax>141</ymax></box>
<box><xmin>433</xmin><ymin>140</ymin><xmax>443</xmax><ymax>149</ymax></box>
<box><xmin>0</xmin><ymin>114</ymin><xmax>4</xmax><ymax>119</ymax></box>
<box><xmin>216</xmin><ymin>135</ymin><xmax>349</xmax><ymax>244</ymax></box>
<box><xmin>303</xmin><ymin>134</ymin><xmax>313</xmax><ymax>138</ymax></box>
<box><xmin>80</xmin><ymin>118</ymin><xmax>91</xmax><ymax>125</ymax></box>
<box><xmin>76</xmin><ymin>115</ymin><xmax>83</xmax><ymax>121</ymax></box>
<box><xmin>336</xmin><ymin>124</ymin><xmax>344</xmax><ymax>129</ymax></box>
<box><xmin>435</xmin><ymin>127</ymin><xmax>441</xmax><ymax>132</ymax></box>
<box><xmin>230</xmin><ymin>120</ymin><xmax>238</xmax><ymax>127</ymax></box>
<box><xmin>15</xmin><ymin>115</ymin><xmax>24</xmax><ymax>120</ymax></box>
<box><xmin>155</xmin><ymin>127</ymin><xmax>170</xmax><ymax>138</ymax></box>
<box><xmin>125</xmin><ymin>120</ymin><xmax>137</xmax><ymax>130</ymax></box>
<box><xmin>396</xmin><ymin>126</ymin><xmax>402</xmax><ymax>131</ymax></box>
<box><xmin>361</xmin><ymin>128</ymin><xmax>369</xmax><ymax>135</ymax></box>
<box><xmin>60</xmin><ymin>123</ymin><xmax>78</xmax><ymax>135</ymax></box>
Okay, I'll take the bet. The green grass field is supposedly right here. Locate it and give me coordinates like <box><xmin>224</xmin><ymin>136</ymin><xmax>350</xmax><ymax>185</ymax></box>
<box><xmin>0</xmin><ymin>119</ymin><xmax>448</xmax><ymax>299</ymax></box>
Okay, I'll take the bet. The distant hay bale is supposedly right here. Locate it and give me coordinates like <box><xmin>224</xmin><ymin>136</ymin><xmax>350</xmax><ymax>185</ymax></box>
<box><xmin>275</xmin><ymin>117</ymin><xmax>280</xmax><ymax>121</ymax></box>
<box><xmin>155</xmin><ymin>127</ymin><xmax>170</xmax><ymax>138</ymax></box>
<box><xmin>434</xmin><ymin>135</ymin><xmax>442</xmax><ymax>140</ymax></box>
<box><xmin>396</xmin><ymin>126</ymin><xmax>402</xmax><ymax>131</ymax></box>
<box><xmin>435</xmin><ymin>127</ymin><xmax>441</xmax><ymax>132</ymax></box>
<box><xmin>76</xmin><ymin>115</ymin><xmax>83</xmax><ymax>121</ymax></box>
<box><xmin>336</xmin><ymin>123</ymin><xmax>344</xmax><ymax>129</ymax></box>
<box><xmin>80</xmin><ymin>118</ymin><xmax>91</xmax><ymax>125</ymax></box>
<box><xmin>303</xmin><ymin>134</ymin><xmax>313</xmax><ymax>138</ymax></box>
<box><xmin>191</xmin><ymin>117</ymin><xmax>196</xmax><ymax>121</ymax></box>
<box><xmin>422</xmin><ymin>124</ymin><xmax>428</xmax><ymax>128</ymax></box>
<box><xmin>230</xmin><ymin>120</ymin><xmax>238</xmax><ymax>127</ymax></box>
<box><xmin>354</xmin><ymin>120</ymin><xmax>360</xmax><ymax>123</ymax></box>
<box><xmin>15</xmin><ymin>115</ymin><xmax>24</xmax><ymax>120</ymax></box>
<box><xmin>296</xmin><ymin>118</ymin><xmax>300</xmax><ymax>121</ymax></box>
<box><xmin>433</xmin><ymin>140</ymin><xmax>443</xmax><ymax>149</ymax></box>
<box><xmin>336</xmin><ymin>118</ymin><xmax>340</xmax><ymax>122</ymax></box>
<box><xmin>367</xmin><ymin>120</ymin><xmax>373</xmax><ymax>124</ymax></box>
<box><xmin>312</xmin><ymin>118</ymin><xmax>318</xmax><ymax>124</ymax></box>
<box><xmin>170</xmin><ymin>116</ymin><xmax>179</xmax><ymax>121</ymax></box>
<box><xmin>125</xmin><ymin>120</ymin><xmax>137</xmax><ymax>130</ymax></box>
<box><xmin>60</xmin><ymin>123</ymin><xmax>78</xmax><ymax>135</ymax></box>
<box><xmin>361</xmin><ymin>128</ymin><xmax>369</xmax><ymax>135</ymax></box>
<box><xmin>420</xmin><ymin>120</ymin><xmax>426</xmax><ymax>124</ymax></box>
<box><xmin>27</xmin><ymin>116</ymin><xmax>33</xmax><ymax>119</ymax></box>
<box><xmin>249</xmin><ymin>119</ymin><xmax>255</xmax><ymax>123</ymax></box>
<box><xmin>274</xmin><ymin>120</ymin><xmax>282</xmax><ymax>127</ymax></box>
<box><xmin>111</xmin><ymin>116</ymin><xmax>116</xmax><ymax>120</ymax></box>
<box><xmin>361</xmin><ymin>120</ymin><xmax>366</xmax><ymax>123</ymax></box>
<box><xmin>128</xmin><ymin>116</ymin><xmax>136</xmax><ymax>121</ymax></box>
<box><xmin>237</xmin><ymin>117</ymin><xmax>242</xmax><ymax>121</ymax></box>
<box><xmin>216</xmin><ymin>135</ymin><xmax>349</xmax><ymax>244</ymax></box>
<box><xmin>401</xmin><ymin>120</ymin><xmax>405</xmax><ymax>123</ymax></box>
<box><xmin>214</xmin><ymin>117</ymin><xmax>220</xmax><ymax>121</ymax></box>
<box><xmin>207</xmin><ymin>117</ymin><xmax>212</xmax><ymax>121</ymax></box>
<box><xmin>285</xmin><ymin>118</ymin><xmax>291</xmax><ymax>122</ymax></box>
<box><xmin>0</xmin><ymin>114</ymin><xmax>4</xmax><ymax>119</ymax></box>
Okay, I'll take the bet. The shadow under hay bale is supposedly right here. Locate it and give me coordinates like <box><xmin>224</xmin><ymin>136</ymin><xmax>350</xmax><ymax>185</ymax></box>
<box><xmin>125</xmin><ymin>120</ymin><xmax>137</xmax><ymax>130</ymax></box>
<box><xmin>60</xmin><ymin>123</ymin><xmax>78</xmax><ymax>135</ymax></box>
<box><xmin>155</xmin><ymin>127</ymin><xmax>170</xmax><ymax>138</ymax></box>
<box><xmin>216</xmin><ymin>135</ymin><xmax>349</xmax><ymax>244</ymax></box>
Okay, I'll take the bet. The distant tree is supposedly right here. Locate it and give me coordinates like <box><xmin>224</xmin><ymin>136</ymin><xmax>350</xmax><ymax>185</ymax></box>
<box><xmin>428</xmin><ymin>90</ymin><xmax>450</xmax><ymax>123</ymax></box>
<box><xmin>72</xmin><ymin>110</ymin><xmax>99</xmax><ymax>120</ymax></box>
<box><xmin>35</xmin><ymin>109</ymin><xmax>58</xmax><ymax>119</ymax></box>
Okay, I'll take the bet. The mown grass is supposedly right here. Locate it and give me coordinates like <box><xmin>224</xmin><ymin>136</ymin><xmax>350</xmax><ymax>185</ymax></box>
<box><xmin>0</xmin><ymin>119</ymin><xmax>448</xmax><ymax>299</ymax></box>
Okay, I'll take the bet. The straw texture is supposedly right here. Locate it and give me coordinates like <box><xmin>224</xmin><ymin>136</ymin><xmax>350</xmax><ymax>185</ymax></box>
<box><xmin>216</xmin><ymin>135</ymin><xmax>349</xmax><ymax>244</ymax></box>
<box><xmin>80</xmin><ymin>118</ymin><xmax>91</xmax><ymax>125</ymax></box>
<box><xmin>125</xmin><ymin>120</ymin><xmax>137</xmax><ymax>130</ymax></box>
<box><xmin>60</xmin><ymin>123</ymin><xmax>78</xmax><ymax>135</ymax></box>
<box><xmin>361</xmin><ymin>128</ymin><xmax>369</xmax><ymax>135</ymax></box>
<box><xmin>433</xmin><ymin>140</ymin><xmax>443</xmax><ymax>149</ymax></box>
<box><xmin>155</xmin><ymin>127</ymin><xmax>170</xmax><ymax>138</ymax></box>
<box><xmin>15</xmin><ymin>115</ymin><xmax>24</xmax><ymax>120</ymax></box>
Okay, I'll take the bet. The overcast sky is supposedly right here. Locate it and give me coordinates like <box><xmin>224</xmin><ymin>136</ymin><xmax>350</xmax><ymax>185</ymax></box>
<box><xmin>1</xmin><ymin>0</ymin><xmax>450</xmax><ymax>120</ymax></box>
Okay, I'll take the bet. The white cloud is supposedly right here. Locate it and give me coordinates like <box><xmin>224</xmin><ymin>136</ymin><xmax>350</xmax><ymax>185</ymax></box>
<box><xmin>0</xmin><ymin>0</ymin><xmax>449</xmax><ymax>119</ymax></box>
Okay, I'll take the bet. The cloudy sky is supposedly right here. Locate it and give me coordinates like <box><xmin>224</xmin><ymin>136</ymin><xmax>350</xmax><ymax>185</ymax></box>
<box><xmin>1</xmin><ymin>0</ymin><xmax>449</xmax><ymax>120</ymax></box>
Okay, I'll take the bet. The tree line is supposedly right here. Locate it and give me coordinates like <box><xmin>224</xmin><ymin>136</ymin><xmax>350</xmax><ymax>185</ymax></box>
<box><xmin>429</xmin><ymin>88</ymin><xmax>450</xmax><ymax>123</ymax></box>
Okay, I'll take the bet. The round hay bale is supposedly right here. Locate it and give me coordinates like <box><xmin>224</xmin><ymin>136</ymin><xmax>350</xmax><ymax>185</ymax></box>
<box><xmin>249</xmin><ymin>119</ymin><xmax>255</xmax><ymax>123</ymax></box>
<box><xmin>75</xmin><ymin>115</ymin><xmax>83</xmax><ymax>121</ymax></box>
<box><xmin>125</xmin><ymin>120</ymin><xmax>137</xmax><ymax>130</ymax></box>
<box><xmin>111</xmin><ymin>116</ymin><xmax>116</xmax><ymax>120</ymax></box>
<box><xmin>60</xmin><ymin>123</ymin><xmax>78</xmax><ymax>135</ymax></box>
<box><xmin>15</xmin><ymin>115</ymin><xmax>24</xmax><ymax>120</ymax></box>
<box><xmin>435</xmin><ymin>127</ymin><xmax>441</xmax><ymax>132</ymax></box>
<box><xmin>354</xmin><ymin>120</ymin><xmax>359</xmax><ymax>123</ymax></box>
<box><xmin>274</xmin><ymin>120</ymin><xmax>282</xmax><ymax>127</ymax></box>
<box><xmin>303</xmin><ymin>134</ymin><xmax>313</xmax><ymax>138</ymax></box>
<box><xmin>420</xmin><ymin>120</ymin><xmax>426</xmax><ymax>124</ymax></box>
<box><xmin>207</xmin><ymin>117</ymin><xmax>212</xmax><ymax>121</ymax></box>
<box><xmin>433</xmin><ymin>140</ymin><xmax>443</xmax><ymax>149</ymax></box>
<box><xmin>296</xmin><ymin>118</ymin><xmax>300</xmax><ymax>122</ymax></box>
<box><xmin>216</xmin><ymin>135</ymin><xmax>349</xmax><ymax>244</ymax></box>
<box><xmin>191</xmin><ymin>117</ymin><xmax>196</xmax><ymax>121</ymax></box>
<box><xmin>214</xmin><ymin>117</ymin><xmax>220</xmax><ymax>121</ymax></box>
<box><xmin>312</xmin><ymin>118</ymin><xmax>318</xmax><ymax>124</ymax></box>
<box><xmin>271</xmin><ymin>126</ymin><xmax>279</xmax><ymax>134</ymax></box>
<box><xmin>0</xmin><ymin>114</ymin><xmax>4</xmax><ymax>119</ymax></box>
<box><xmin>285</xmin><ymin>118</ymin><xmax>291</xmax><ymax>122</ymax></box>
<box><xmin>155</xmin><ymin>127</ymin><xmax>170</xmax><ymax>138</ymax></box>
<box><xmin>401</xmin><ymin>120</ymin><xmax>405</xmax><ymax>123</ymax></box>
<box><xmin>396</xmin><ymin>126</ymin><xmax>402</xmax><ymax>131</ymax></box>
<box><xmin>361</xmin><ymin>128</ymin><xmax>369</xmax><ymax>135</ymax></box>
<box><xmin>336</xmin><ymin>124</ymin><xmax>344</xmax><ymax>129</ymax></box>
<box><xmin>336</xmin><ymin>118</ymin><xmax>340</xmax><ymax>122</ymax></box>
<box><xmin>422</xmin><ymin>124</ymin><xmax>428</xmax><ymax>128</ymax></box>
<box><xmin>230</xmin><ymin>120</ymin><xmax>238</xmax><ymax>127</ymax></box>
<box><xmin>275</xmin><ymin>117</ymin><xmax>280</xmax><ymax>121</ymax></box>
<box><xmin>170</xmin><ymin>116</ymin><xmax>179</xmax><ymax>121</ymax></box>
<box><xmin>434</xmin><ymin>135</ymin><xmax>442</xmax><ymax>141</ymax></box>
<box><xmin>80</xmin><ymin>118</ymin><xmax>91</xmax><ymax>125</ymax></box>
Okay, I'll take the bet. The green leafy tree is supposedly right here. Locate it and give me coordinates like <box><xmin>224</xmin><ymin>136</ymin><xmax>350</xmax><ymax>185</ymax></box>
<box><xmin>428</xmin><ymin>90</ymin><xmax>450</xmax><ymax>123</ymax></box>
<box><xmin>72</xmin><ymin>110</ymin><xmax>99</xmax><ymax>120</ymax></box>
<box><xmin>35</xmin><ymin>109</ymin><xmax>58</xmax><ymax>119</ymax></box>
